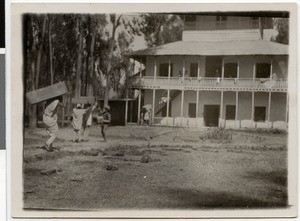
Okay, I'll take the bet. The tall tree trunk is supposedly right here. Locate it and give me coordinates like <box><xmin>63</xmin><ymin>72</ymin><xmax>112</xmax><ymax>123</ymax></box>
<box><xmin>29</xmin><ymin>61</ymin><xmax>37</xmax><ymax>128</ymax></box>
<box><xmin>75</xmin><ymin>18</ymin><xmax>83</xmax><ymax>97</ymax></box>
<box><xmin>88</xmin><ymin>29</ymin><xmax>96</xmax><ymax>97</ymax></box>
<box><xmin>104</xmin><ymin>14</ymin><xmax>122</xmax><ymax>106</ymax></box>
<box><xmin>29</xmin><ymin>16</ymin><xmax>47</xmax><ymax>128</ymax></box>
<box><xmin>48</xmin><ymin>14</ymin><xmax>54</xmax><ymax>84</ymax></box>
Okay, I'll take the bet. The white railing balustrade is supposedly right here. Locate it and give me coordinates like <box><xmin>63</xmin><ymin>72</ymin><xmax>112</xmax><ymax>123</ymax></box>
<box><xmin>184</xmin><ymin>20</ymin><xmax>259</xmax><ymax>31</ymax></box>
<box><xmin>130</xmin><ymin>76</ymin><xmax>287</xmax><ymax>91</ymax></box>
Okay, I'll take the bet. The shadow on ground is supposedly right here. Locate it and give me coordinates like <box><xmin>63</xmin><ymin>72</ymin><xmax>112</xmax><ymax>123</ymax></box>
<box><xmin>244</xmin><ymin>170</ymin><xmax>287</xmax><ymax>186</ymax></box>
<box><xmin>152</xmin><ymin>186</ymin><xmax>287</xmax><ymax>209</ymax></box>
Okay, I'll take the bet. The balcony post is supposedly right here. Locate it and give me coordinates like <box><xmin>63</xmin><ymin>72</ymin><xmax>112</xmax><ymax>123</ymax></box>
<box><xmin>219</xmin><ymin>91</ymin><xmax>224</xmax><ymax>127</ymax></box>
<box><xmin>137</xmin><ymin>59</ymin><xmax>143</xmax><ymax>124</ymax></box>
<box><xmin>196</xmin><ymin>56</ymin><xmax>200</xmax><ymax>125</ymax></box>
<box><xmin>285</xmin><ymin>92</ymin><xmax>288</xmax><ymax>123</ymax></box>
<box><xmin>168</xmin><ymin>56</ymin><xmax>171</xmax><ymax>80</ymax></box>
<box><xmin>252</xmin><ymin>56</ymin><xmax>256</xmax><ymax>80</ymax></box>
<box><xmin>130</xmin><ymin>100</ymin><xmax>133</xmax><ymax>122</ymax></box>
<box><xmin>182</xmin><ymin>56</ymin><xmax>186</xmax><ymax>83</ymax></box>
<box><xmin>251</xmin><ymin>91</ymin><xmax>255</xmax><ymax>122</ymax></box>
<box><xmin>166</xmin><ymin>89</ymin><xmax>170</xmax><ymax>120</ymax></box>
<box><xmin>152</xmin><ymin>89</ymin><xmax>156</xmax><ymax>124</ymax></box>
<box><xmin>237</xmin><ymin>56</ymin><xmax>240</xmax><ymax>79</ymax></box>
<box><xmin>197</xmin><ymin>56</ymin><xmax>201</xmax><ymax>78</ymax></box>
<box><xmin>125</xmin><ymin>88</ymin><xmax>128</xmax><ymax>125</ymax></box>
<box><xmin>154</xmin><ymin>56</ymin><xmax>157</xmax><ymax>85</ymax></box>
<box><xmin>235</xmin><ymin>91</ymin><xmax>239</xmax><ymax>123</ymax></box>
<box><xmin>221</xmin><ymin>57</ymin><xmax>225</xmax><ymax>79</ymax></box>
<box><xmin>267</xmin><ymin>92</ymin><xmax>271</xmax><ymax>122</ymax></box>
<box><xmin>180</xmin><ymin>90</ymin><xmax>184</xmax><ymax>126</ymax></box>
<box><xmin>196</xmin><ymin>90</ymin><xmax>199</xmax><ymax>125</ymax></box>
<box><xmin>270</xmin><ymin>56</ymin><xmax>273</xmax><ymax>80</ymax></box>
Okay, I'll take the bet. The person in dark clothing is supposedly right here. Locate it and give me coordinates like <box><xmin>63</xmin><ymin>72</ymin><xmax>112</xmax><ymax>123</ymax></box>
<box><xmin>99</xmin><ymin>104</ymin><xmax>111</xmax><ymax>142</ymax></box>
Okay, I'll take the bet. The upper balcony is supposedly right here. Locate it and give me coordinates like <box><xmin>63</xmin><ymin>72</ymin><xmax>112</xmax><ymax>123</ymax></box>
<box><xmin>130</xmin><ymin>76</ymin><xmax>287</xmax><ymax>92</ymax></box>
<box><xmin>184</xmin><ymin>20</ymin><xmax>259</xmax><ymax>31</ymax></box>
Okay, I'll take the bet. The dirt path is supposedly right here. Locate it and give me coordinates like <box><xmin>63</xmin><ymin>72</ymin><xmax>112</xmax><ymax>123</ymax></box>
<box><xmin>23</xmin><ymin>125</ymin><xmax>288</xmax><ymax>210</ymax></box>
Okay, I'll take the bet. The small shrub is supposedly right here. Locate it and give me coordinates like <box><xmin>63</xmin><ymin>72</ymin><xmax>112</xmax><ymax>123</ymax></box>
<box><xmin>201</xmin><ymin>127</ymin><xmax>233</xmax><ymax>143</ymax></box>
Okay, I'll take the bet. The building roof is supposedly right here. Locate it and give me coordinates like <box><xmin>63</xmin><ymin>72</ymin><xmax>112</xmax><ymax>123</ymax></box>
<box><xmin>127</xmin><ymin>40</ymin><xmax>288</xmax><ymax>60</ymax></box>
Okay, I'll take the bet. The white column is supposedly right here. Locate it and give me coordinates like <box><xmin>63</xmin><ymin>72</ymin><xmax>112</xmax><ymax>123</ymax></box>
<box><xmin>152</xmin><ymin>89</ymin><xmax>156</xmax><ymax>124</ymax></box>
<box><xmin>196</xmin><ymin>90</ymin><xmax>199</xmax><ymax>127</ymax></box>
<box><xmin>125</xmin><ymin>89</ymin><xmax>128</xmax><ymax>125</ymax></box>
<box><xmin>237</xmin><ymin>56</ymin><xmax>240</xmax><ymax>79</ymax></box>
<box><xmin>137</xmin><ymin>60</ymin><xmax>143</xmax><ymax>124</ymax></box>
<box><xmin>166</xmin><ymin>89</ymin><xmax>170</xmax><ymax>118</ymax></box>
<box><xmin>137</xmin><ymin>90</ymin><xmax>142</xmax><ymax>124</ymax></box>
<box><xmin>167</xmin><ymin>57</ymin><xmax>171</xmax><ymax>123</ymax></box>
<box><xmin>285</xmin><ymin>92</ymin><xmax>289</xmax><ymax>122</ymax></box>
<box><xmin>182</xmin><ymin>56</ymin><xmax>186</xmax><ymax>80</ymax></box>
<box><xmin>196</xmin><ymin>56</ymin><xmax>200</xmax><ymax>126</ymax></box>
<box><xmin>220</xmin><ymin>91</ymin><xmax>224</xmax><ymax>127</ymax></box>
<box><xmin>235</xmin><ymin>91</ymin><xmax>240</xmax><ymax>128</ymax></box>
<box><xmin>221</xmin><ymin>57</ymin><xmax>225</xmax><ymax>79</ymax></box>
<box><xmin>251</xmin><ymin>91</ymin><xmax>255</xmax><ymax>121</ymax></box>
<box><xmin>196</xmin><ymin>90</ymin><xmax>199</xmax><ymax>118</ymax></box>
<box><xmin>154</xmin><ymin>57</ymin><xmax>157</xmax><ymax>84</ymax></box>
<box><xmin>130</xmin><ymin>100</ymin><xmax>133</xmax><ymax>122</ymax></box>
<box><xmin>197</xmin><ymin>56</ymin><xmax>201</xmax><ymax>79</ymax></box>
<box><xmin>252</xmin><ymin>56</ymin><xmax>256</xmax><ymax>80</ymax></box>
<box><xmin>168</xmin><ymin>56</ymin><xmax>171</xmax><ymax>80</ymax></box>
<box><xmin>267</xmin><ymin>92</ymin><xmax>271</xmax><ymax>122</ymax></box>
<box><xmin>270</xmin><ymin>56</ymin><xmax>273</xmax><ymax>80</ymax></box>
<box><xmin>235</xmin><ymin>91</ymin><xmax>239</xmax><ymax>121</ymax></box>
<box><xmin>180</xmin><ymin>90</ymin><xmax>184</xmax><ymax>126</ymax></box>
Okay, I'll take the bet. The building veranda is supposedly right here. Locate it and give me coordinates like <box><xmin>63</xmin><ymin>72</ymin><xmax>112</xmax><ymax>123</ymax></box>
<box><xmin>126</xmin><ymin>13</ymin><xmax>289</xmax><ymax>130</ymax></box>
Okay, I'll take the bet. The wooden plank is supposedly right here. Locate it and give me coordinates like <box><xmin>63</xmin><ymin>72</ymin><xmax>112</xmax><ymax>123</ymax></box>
<box><xmin>26</xmin><ymin>81</ymin><xmax>68</xmax><ymax>104</ymax></box>
<box><xmin>72</xmin><ymin>96</ymin><xmax>96</xmax><ymax>104</ymax></box>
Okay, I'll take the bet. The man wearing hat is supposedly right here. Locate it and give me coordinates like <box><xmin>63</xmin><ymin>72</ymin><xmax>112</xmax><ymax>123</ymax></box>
<box><xmin>100</xmin><ymin>104</ymin><xmax>111</xmax><ymax>142</ymax></box>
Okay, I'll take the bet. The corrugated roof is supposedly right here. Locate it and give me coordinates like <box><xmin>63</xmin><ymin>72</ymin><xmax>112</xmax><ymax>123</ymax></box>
<box><xmin>127</xmin><ymin>40</ymin><xmax>288</xmax><ymax>58</ymax></box>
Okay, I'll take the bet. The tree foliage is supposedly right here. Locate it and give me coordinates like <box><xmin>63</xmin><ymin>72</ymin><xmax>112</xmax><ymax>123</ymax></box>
<box><xmin>23</xmin><ymin>13</ymin><xmax>134</xmax><ymax>127</ymax></box>
<box><xmin>271</xmin><ymin>18</ymin><xmax>289</xmax><ymax>45</ymax></box>
<box><xmin>126</xmin><ymin>13</ymin><xmax>184</xmax><ymax>47</ymax></box>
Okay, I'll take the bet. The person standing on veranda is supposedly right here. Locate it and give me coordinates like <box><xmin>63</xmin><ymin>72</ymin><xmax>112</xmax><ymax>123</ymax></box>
<box><xmin>41</xmin><ymin>96</ymin><xmax>64</xmax><ymax>152</ymax></box>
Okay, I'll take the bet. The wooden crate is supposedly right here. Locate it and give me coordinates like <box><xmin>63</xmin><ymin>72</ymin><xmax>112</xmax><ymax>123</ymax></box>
<box><xmin>26</xmin><ymin>81</ymin><xmax>68</xmax><ymax>104</ymax></box>
<box><xmin>72</xmin><ymin>96</ymin><xmax>96</xmax><ymax>104</ymax></box>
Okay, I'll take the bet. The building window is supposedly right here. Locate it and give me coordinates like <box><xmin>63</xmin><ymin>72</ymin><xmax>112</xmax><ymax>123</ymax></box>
<box><xmin>216</xmin><ymin>16</ymin><xmax>227</xmax><ymax>21</ymax></box>
<box><xmin>185</xmin><ymin>15</ymin><xmax>196</xmax><ymax>22</ymax></box>
<box><xmin>190</xmin><ymin>63</ymin><xmax>198</xmax><ymax>77</ymax></box>
<box><xmin>256</xmin><ymin>63</ymin><xmax>271</xmax><ymax>78</ymax></box>
<box><xmin>224</xmin><ymin>63</ymin><xmax>238</xmax><ymax>78</ymax></box>
<box><xmin>205</xmin><ymin>56</ymin><xmax>222</xmax><ymax>77</ymax></box>
<box><xmin>226</xmin><ymin>105</ymin><xmax>236</xmax><ymax>120</ymax></box>
<box><xmin>254</xmin><ymin>106</ymin><xmax>266</xmax><ymax>122</ymax></box>
<box><xmin>159</xmin><ymin>63</ymin><xmax>173</xmax><ymax>77</ymax></box>
<box><xmin>188</xmin><ymin>103</ymin><xmax>196</xmax><ymax>118</ymax></box>
<box><xmin>161</xmin><ymin>103</ymin><xmax>172</xmax><ymax>117</ymax></box>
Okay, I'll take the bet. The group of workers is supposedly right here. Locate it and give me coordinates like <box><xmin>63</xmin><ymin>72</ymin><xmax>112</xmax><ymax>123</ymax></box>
<box><xmin>40</xmin><ymin>96</ymin><xmax>111</xmax><ymax>152</ymax></box>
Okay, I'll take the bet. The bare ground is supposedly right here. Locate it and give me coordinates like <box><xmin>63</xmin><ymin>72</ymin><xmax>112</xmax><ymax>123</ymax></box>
<box><xmin>23</xmin><ymin>125</ymin><xmax>288</xmax><ymax>210</ymax></box>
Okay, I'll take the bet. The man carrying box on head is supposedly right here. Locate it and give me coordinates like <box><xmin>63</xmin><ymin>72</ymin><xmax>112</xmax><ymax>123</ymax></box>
<box><xmin>40</xmin><ymin>96</ymin><xmax>64</xmax><ymax>152</ymax></box>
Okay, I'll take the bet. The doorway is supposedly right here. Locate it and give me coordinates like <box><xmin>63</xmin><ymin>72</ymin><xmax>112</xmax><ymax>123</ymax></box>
<box><xmin>204</xmin><ymin>105</ymin><xmax>220</xmax><ymax>127</ymax></box>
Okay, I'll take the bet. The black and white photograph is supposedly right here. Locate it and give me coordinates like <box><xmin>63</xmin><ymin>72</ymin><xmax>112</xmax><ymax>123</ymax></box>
<box><xmin>8</xmin><ymin>3</ymin><xmax>297</xmax><ymax>219</ymax></box>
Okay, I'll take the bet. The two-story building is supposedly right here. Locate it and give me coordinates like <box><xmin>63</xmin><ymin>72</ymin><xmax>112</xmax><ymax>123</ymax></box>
<box><xmin>126</xmin><ymin>13</ymin><xmax>289</xmax><ymax>130</ymax></box>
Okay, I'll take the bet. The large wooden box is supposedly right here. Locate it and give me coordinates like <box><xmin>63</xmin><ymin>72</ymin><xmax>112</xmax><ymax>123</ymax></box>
<box><xmin>26</xmin><ymin>81</ymin><xmax>68</xmax><ymax>104</ymax></box>
<box><xmin>72</xmin><ymin>96</ymin><xmax>96</xmax><ymax>104</ymax></box>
